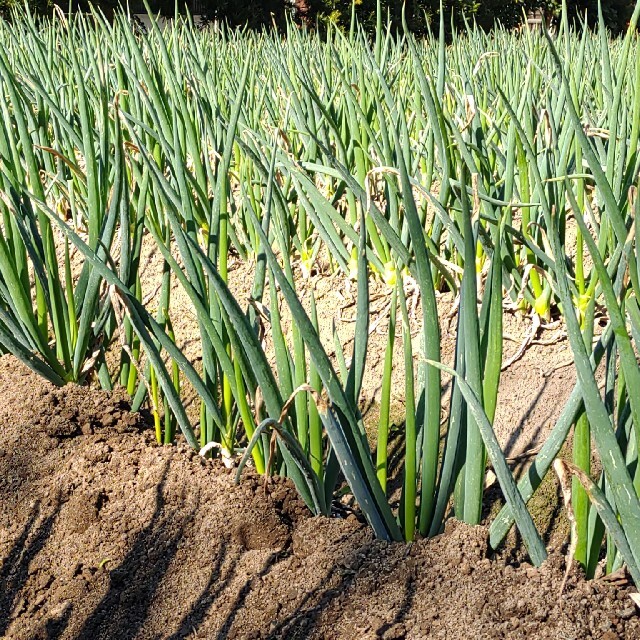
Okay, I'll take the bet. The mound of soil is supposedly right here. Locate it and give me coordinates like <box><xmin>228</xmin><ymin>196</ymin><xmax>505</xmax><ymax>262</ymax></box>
<box><xmin>1</xmin><ymin>355</ymin><xmax>638</xmax><ymax>640</ymax></box>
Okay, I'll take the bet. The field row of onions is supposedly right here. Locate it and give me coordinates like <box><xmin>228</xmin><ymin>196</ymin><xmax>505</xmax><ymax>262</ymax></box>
<box><xmin>1</xmin><ymin>4</ymin><xmax>640</xmax><ymax>581</ymax></box>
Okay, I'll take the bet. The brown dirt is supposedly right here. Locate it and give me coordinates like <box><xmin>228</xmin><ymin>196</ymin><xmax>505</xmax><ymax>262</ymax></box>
<box><xmin>1</xmin><ymin>356</ymin><xmax>639</xmax><ymax>640</ymax></box>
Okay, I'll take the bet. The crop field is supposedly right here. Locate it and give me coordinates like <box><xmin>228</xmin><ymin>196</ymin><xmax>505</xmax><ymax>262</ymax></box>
<box><xmin>2</xmin><ymin>4</ymin><xmax>640</xmax><ymax>637</ymax></box>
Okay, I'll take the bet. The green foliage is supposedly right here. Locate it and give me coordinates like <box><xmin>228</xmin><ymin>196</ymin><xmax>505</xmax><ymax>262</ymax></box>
<box><xmin>307</xmin><ymin>0</ymin><xmax>637</xmax><ymax>35</ymax></box>
<box><xmin>5</xmin><ymin>0</ymin><xmax>636</xmax><ymax>34</ymax></box>
<box><xmin>309</xmin><ymin>0</ymin><xmax>537</xmax><ymax>34</ymax></box>
<box><xmin>207</xmin><ymin>0</ymin><xmax>287</xmax><ymax>27</ymax></box>
<box><xmin>3</xmin><ymin>0</ymin><xmax>640</xmax><ymax>579</ymax></box>
<box><xmin>0</xmin><ymin>0</ymin><xmax>18</xmax><ymax>16</ymax></box>
<box><xmin>565</xmin><ymin>0</ymin><xmax>636</xmax><ymax>33</ymax></box>
<box><xmin>0</xmin><ymin>0</ymin><xmax>50</xmax><ymax>18</ymax></box>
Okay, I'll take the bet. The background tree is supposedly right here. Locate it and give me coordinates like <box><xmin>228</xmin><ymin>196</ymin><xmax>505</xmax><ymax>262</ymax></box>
<box><xmin>2</xmin><ymin>0</ymin><xmax>636</xmax><ymax>40</ymax></box>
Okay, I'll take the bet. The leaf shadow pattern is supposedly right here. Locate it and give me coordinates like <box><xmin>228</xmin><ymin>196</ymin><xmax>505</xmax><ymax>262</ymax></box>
<box><xmin>44</xmin><ymin>602</ymin><xmax>74</xmax><ymax>640</ymax></box>
<box><xmin>215</xmin><ymin>548</ymin><xmax>290</xmax><ymax>640</ymax></box>
<box><xmin>164</xmin><ymin>541</ymin><xmax>243</xmax><ymax>640</ymax></box>
<box><xmin>503</xmin><ymin>375</ymin><xmax>553</xmax><ymax>458</ymax></box>
<box><xmin>257</xmin><ymin>529</ymin><xmax>367</xmax><ymax>640</ymax></box>
<box><xmin>262</xmin><ymin>561</ymin><xmax>356</xmax><ymax>639</ymax></box>
<box><xmin>0</xmin><ymin>499</ymin><xmax>61</xmax><ymax>636</ymax></box>
<box><xmin>261</xmin><ymin>525</ymin><xmax>416</xmax><ymax>640</ymax></box>
<box><xmin>375</xmin><ymin>571</ymin><xmax>416</xmax><ymax>638</ymax></box>
<box><xmin>76</xmin><ymin>462</ymin><xmax>195</xmax><ymax>640</ymax></box>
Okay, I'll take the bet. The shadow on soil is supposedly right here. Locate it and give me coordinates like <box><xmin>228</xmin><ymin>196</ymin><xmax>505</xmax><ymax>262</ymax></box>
<box><xmin>503</xmin><ymin>375</ymin><xmax>553</xmax><ymax>458</ymax></box>
<box><xmin>2</xmin><ymin>465</ymin><xmax>407</xmax><ymax>640</ymax></box>
<box><xmin>0</xmin><ymin>500</ymin><xmax>62</xmax><ymax>637</ymax></box>
<box><xmin>165</xmin><ymin>543</ymin><xmax>236</xmax><ymax>640</ymax></box>
<box><xmin>259</xmin><ymin>544</ymin><xmax>414</xmax><ymax>640</ymax></box>
<box><xmin>264</xmin><ymin>557</ymin><xmax>359</xmax><ymax>639</ymax></box>
<box><xmin>75</xmin><ymin>464</ymin><xmax>193</xmax><ymax>640</ymax></box>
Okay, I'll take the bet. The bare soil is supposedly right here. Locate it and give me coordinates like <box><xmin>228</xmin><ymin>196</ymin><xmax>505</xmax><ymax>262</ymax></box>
<box><xmin>1</xmin><ymin>355</ymin><xmax>639</xmax><ymax>640</ymax></box>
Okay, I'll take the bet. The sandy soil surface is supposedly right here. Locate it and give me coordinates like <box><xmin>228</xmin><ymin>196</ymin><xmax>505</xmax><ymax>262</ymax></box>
<box><xmin>1</xmin><ymin>355</ymin><xmax>638</xmax><ymax>640</ymax></box>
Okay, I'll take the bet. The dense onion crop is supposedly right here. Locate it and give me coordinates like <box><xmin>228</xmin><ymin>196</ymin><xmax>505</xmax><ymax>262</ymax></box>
<box><xmin>1</xmin><ymin>2</ymin><xmax>640</xmax><ymax>580</ymax></box>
